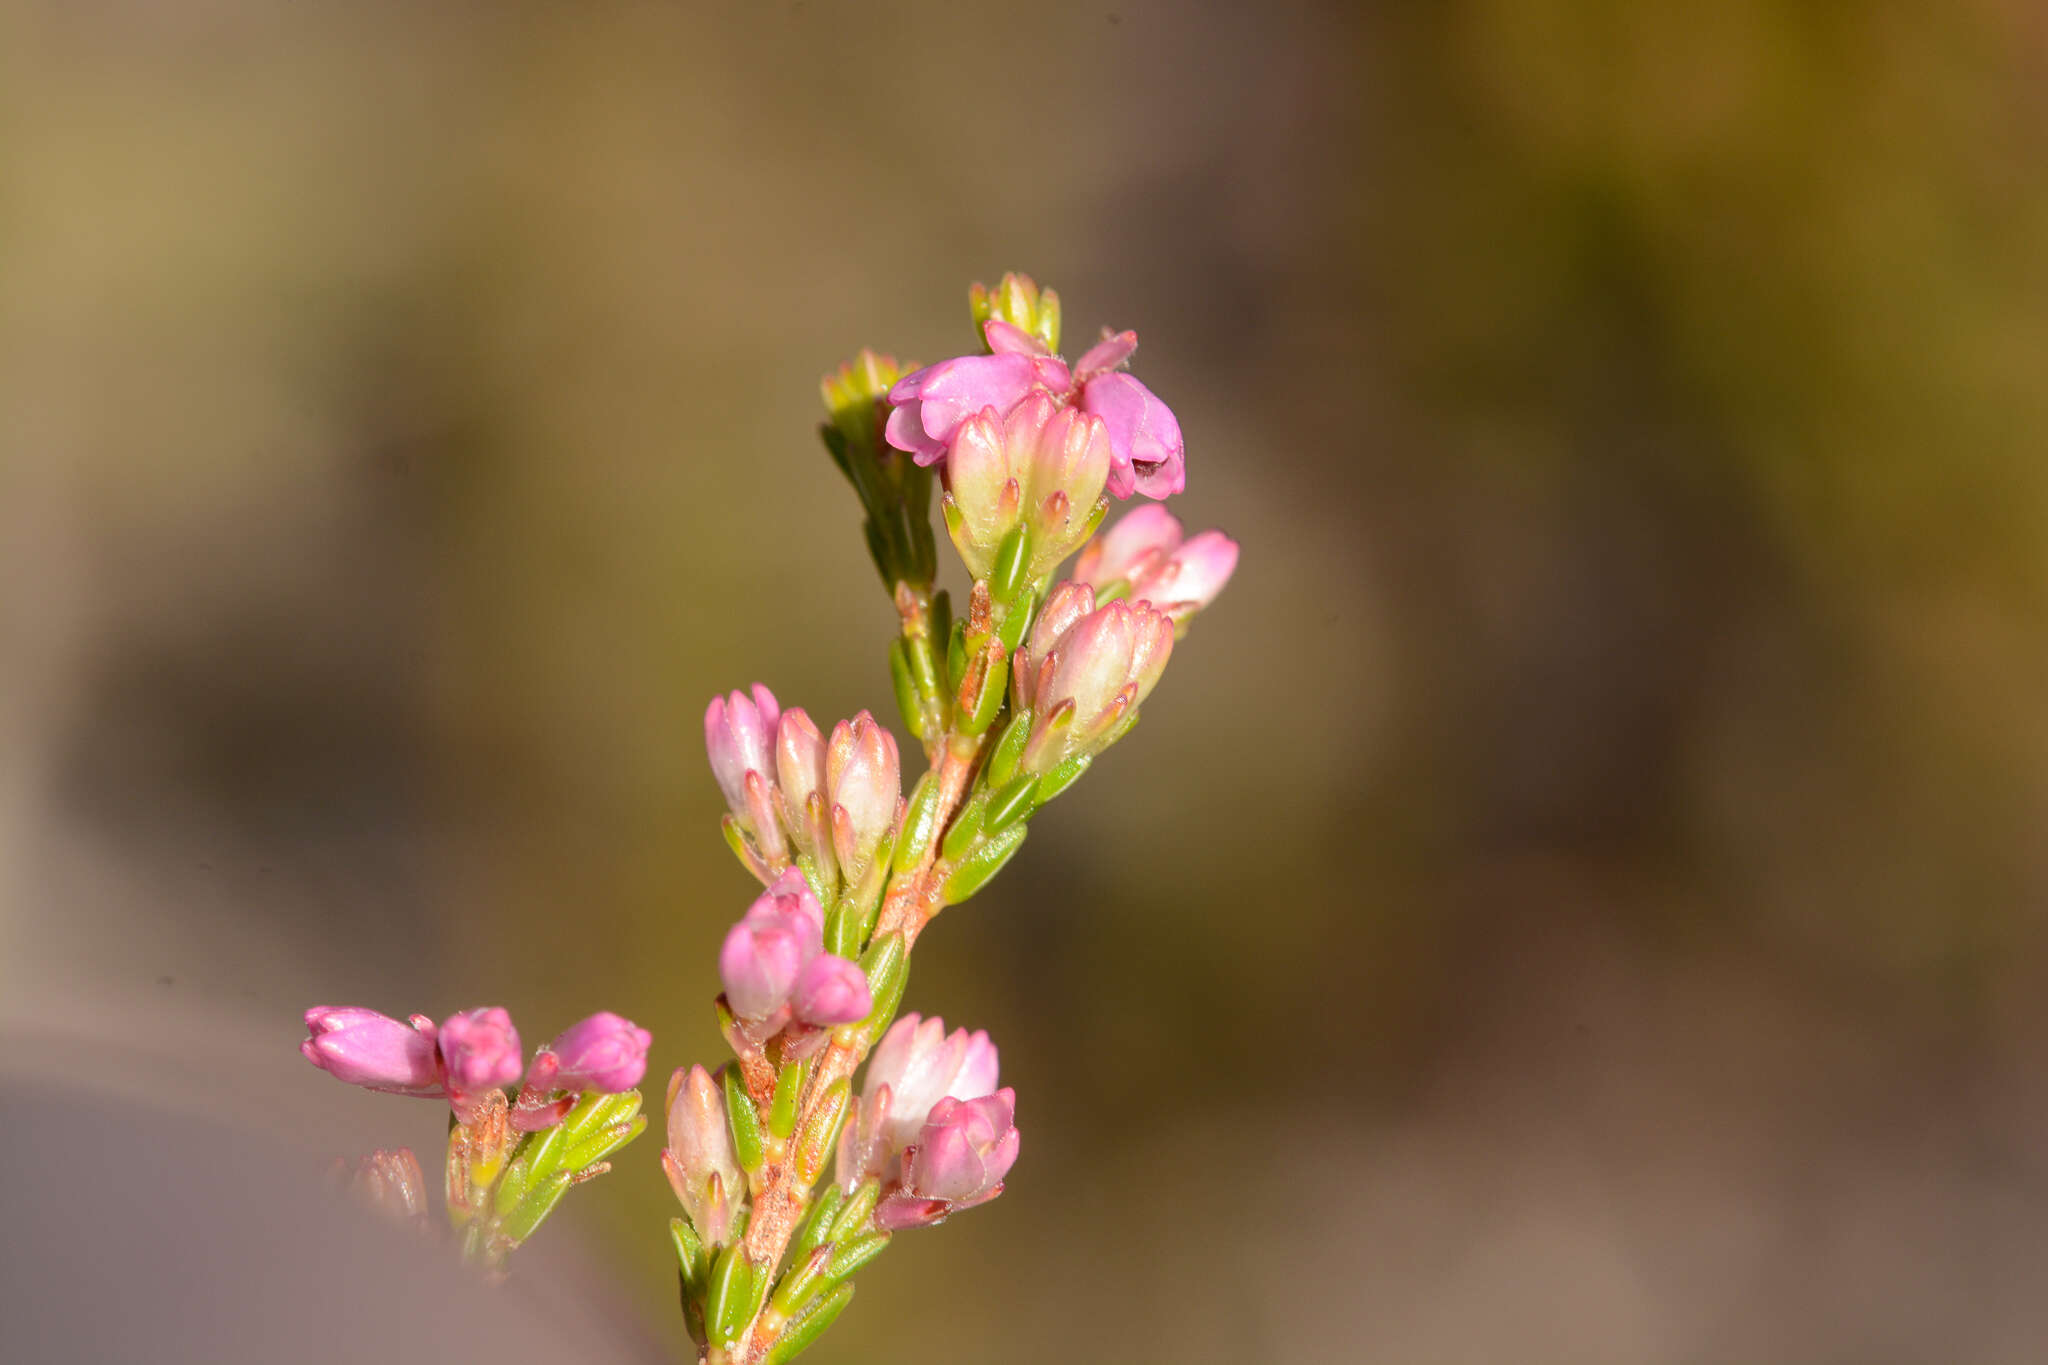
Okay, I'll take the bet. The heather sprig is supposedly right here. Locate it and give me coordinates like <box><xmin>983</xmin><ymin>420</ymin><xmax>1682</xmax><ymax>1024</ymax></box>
<box><xmin>665</xmin><ymin>273</ymin><xmax>1237</xmax><ymax>1364</ymax></box>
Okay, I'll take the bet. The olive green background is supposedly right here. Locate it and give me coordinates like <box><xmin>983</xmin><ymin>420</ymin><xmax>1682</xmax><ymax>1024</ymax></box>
<box><xmin>6</xmin><ymin>2</ymin><xmax>2048</xmax><ymax>1361</ymax></box>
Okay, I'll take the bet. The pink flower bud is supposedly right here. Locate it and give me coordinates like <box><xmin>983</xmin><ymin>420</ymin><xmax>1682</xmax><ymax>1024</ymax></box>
<box><xmin>705</xmin><ymin>684</ymin><xmax>786</xmax><ymax>863</ymax></box>
<box><xmin>543</xmin><ymin>1011</ymin><xmax>652</xmax><ymax>1093</ymax></box>
<box><xmin>826</xmin><ymin>712</ymin><xmax>901</xmax><ymax>875</ymax></box>
<box><xmin>438</xmin><ymin>1007</ymin><xmax>523</xmax><ymax>1096</ymax></box>
<box><xmin>910</xmin><ymin>1089</ymin><xmax>1020</xmax><ymax>1203</ymax></box>
<box><xmin>791</xmin><ymin>953</ymin><xmax>872</xmax><ymax>1027</ymax></box>
<box><xmin>1073</xmin><ymin>328</ymin><xmax>1138</xmax><ymax>379</ymax></box>
<box><xmin>1073</xmin><ymin>503</ymin><xmax>1182</xmax><ymax>589</ymax></box>
<box><xmin>343</xmin><ymin>1147</ymin><xmax>430</xmax><ymax>1227</ymax></box>
<box><xmin>774</xmin><ymin>708</ymin><xmax>835</xmax><ymax>879</ymax></box>
<box><xmin>663</xmin><ymin>1065</ymin><xmax>742</xmax><ymax>1245</ymax></box>
<box><xmin>719</xmin><ymin>915</ymin><xmax>810</xmax><ymax>1022</ymax></box>
<box><xmin>1080</xmin><ymin>370</ymin><xmax>1184</xmax><ymax>500</ymax></box>
<box><xmin>862</xmin><ymin>1013</ymin><xmax>1002</xmax><ymax>1157</ymax></box>
<box><xmin>875</xmin><ymin>1089</ymin><xmax>1020</xmax><ymax>1231</ymax></box>
<box><xmin>1020</xmin><ymin>599</ymin><xmax>1175</xmax><ymax>773</ymax></box>
<box><xmin>939</xmin><ymin>394</ymin><xmax>1111</xmax><ymax>582</ymax></box>
<box><xmin>300</xmin><ymin>1007</ymin><xmax>444</xmax><ymax>1097</ymax></box>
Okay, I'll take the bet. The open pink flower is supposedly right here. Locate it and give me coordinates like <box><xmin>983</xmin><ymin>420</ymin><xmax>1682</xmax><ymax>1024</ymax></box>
<box><xmin>1074</xmin><ymin>506</ymin><xmax>1239</xmax><ymax>621</ymax></box>
<box><xmin>885</xmin><ymin>315</ymin><xmax>1185</xmax><ymax>501</ymax></box>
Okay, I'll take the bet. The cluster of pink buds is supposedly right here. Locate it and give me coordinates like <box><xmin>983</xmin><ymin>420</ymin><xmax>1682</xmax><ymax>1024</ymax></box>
<box><xmin>707</xmin><ymin>686</ymin><xmax>905</xmax><ymax>908</ymax></box>
<box><xmin>719</xmin><ymin>870</ymin><xmax>873</xmax><ymax>1049</ymax></box>
<box><xmin>834</xmin><ymin>1014</ymin><xmax>1019</xmax><ymax>1230</ymax></box>
<box><xmin>1008</xmin><ymin>581</ymin><xmax>1176</xmax><ymax>778</ymax></box>
<box><xmin>301</xmin><ymin>1005</ymin><xmax>652</xmax><ymax>1268</ymax></box>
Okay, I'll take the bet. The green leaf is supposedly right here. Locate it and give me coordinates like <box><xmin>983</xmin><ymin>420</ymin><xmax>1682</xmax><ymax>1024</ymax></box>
<box><xmin>888</xmin><ymin>638</ymin><xmax>924</xmax><ymax>741</ymax></box>
<box><xmin>563</xmin><ymin>1112</ymin><xmax>645</xmax><ymax>1173</ymax></box>
<box><xmin>858</xmin><ymin>932</ymin><xmax>909</xmax><ymax>1036</ymax></box>
<box><xmin>943</xmin><ymin>824</ymin><xmax>1027</xmax><ymax>906</ymax></box>
<box><xmin>788</xmin><ymin>1184</ymin><xmax>846</xmax><ymax>1268</ymax></box>
<box><xmin>1035</xmin><ymin>752</ymin><xmax>1093</xmax><ymax>803</ymax></box>
<box><xmin>983</xmin><ymin>773</ymin><xmax>1039</xmax><ymax>834</ymax></box>
<box><xmin>767</xmin><ymin>1061</ymin><xmax>806</xmax><ymax>1143</ymax></box>
<box><xmin>989</xmin><ymin>525</ymin><xmax>1031</xmax><ymax>605</ymax></box>
<box><xmin>706</xmin><ymin>1243</ymin><xmax>757</xmax><ymax>1351</ymax></box>
<box><xmin>829</xmin><ymin>1179</ymin><xmax>881</xmax><ymax>1240</ymax></box>
<box><xmin>892</xmin><ymin>773</ymin><xmax>943</xmax><ymax>873</ymax></box>
<box><xmin>496</xmin><ymin>1168</ymin><xmax>571</xmax><ymax>1246</ymax></box>
<box><xmin>792</xmin><ymin>1079</ymin><xmax>851</xmax><ymax>1187</ymax></box>
<box><xmin>492</xmin><ymin>1121</ymin><xmax>567</xmax><ymax>1216</ymax></box>
<box><xmin>724</xmin><ymin>1066</ymin><xmax>766</xmax><ymax>1174</ymax></box>
<box><xmin>940</xmin><ymin>790</ymin><xmax>989</xmax><ymax>863</ymax></box>
<box><xmin>824</xmin><ymin>1231</ymin><xmax>890</xmax><ymax>1282</ymax></box>
<box><xmin>985</xmin><ymin>713</ymin><xmax>1031</xmax><ymax>790</ymax></box>
<box><xmin>768</xmin><ymin>1241</ymin><xmax>835</xmax><ymax>1318</ymax></box>
<box><xmin>762</xmin><ymin>1282</ymin><xmax>855</xmax><ymax>1365</ymax></box>
<box><xmin>670</xmin><ymin>1216</ymin><xmax>707</xmax><ymax>1288</ymax></box>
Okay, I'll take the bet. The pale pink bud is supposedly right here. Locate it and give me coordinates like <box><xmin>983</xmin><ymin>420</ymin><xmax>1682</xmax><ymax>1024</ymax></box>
<box><xmin>791</xmin><ymin>953</ymin><xmax>872</xmax><ymax>1027</ymax></box>
<box><xmin>1080</xmin><ymin>371</ymin><xmax>1184</xmax><ymax>500</ymax></box>
<box><xmin>1140</xmin><ymin>529</ymin><xmax>1239</xmax><ymax>618</ymax></box>
<box><xmin>705</xmin><ymin>684</ymin><xmax>786</xmax><ymax>862</ymax></box>
<box><xmin>1022</xmin><ymin>600</ymin><xmax>1175</xmax><ymax>773</ymax></box>
<box><xmin>774</xmin><ymin>708</ymin><xmax>835</xmax><ymax>877</ymax></box>
<box><xmin>1073</xmin><ymin>328</ymin><xmax>1138</xmax><ymax>379</ymax></box>
<box><xmin>941</xmin><ymin>395</ymin><xmax>1111</xmax><ymax>581</ymax></box>
<box><xmin>344</xmin><ymin>1147</ymin><xmax>430</xmax><ymax>1227</ymax></box>
<box><xmin>1074</xmin><ymin>503</ymin><xmax>1183</xmax><ymax>590</ymax></box>
<box><xmin>301</xmin><ymin>1007</ymin><xmax>444</xmax><ymax>1097</ymax></box>
<box><xmin>884</xmin><ymin>352</ymin><xmax>1047</xmax><ymax>465</ymax></box>
<box><xmin>438</xmin><ymin>1007</ymin><xmax>523</xmax><ymax>1096</ymax></box>
<box><xmin>826</xmin><ymin>712</ymin><xmax>901</xmax><ymax>874</ymax></box>
<box><xmin>862</xmin><ymin>1013</ymin><xmax>1001</xmax><ymax>1157</ymax></box>
<box><xmin>663</xmin><ymin>1065</ymin><xmax>742</xmax><ymax>1245</ymax></box>
<box><xmin>543</xmin><ymin>1011</ymin><xmax>651</xmax><ymax>1093</ymax></box>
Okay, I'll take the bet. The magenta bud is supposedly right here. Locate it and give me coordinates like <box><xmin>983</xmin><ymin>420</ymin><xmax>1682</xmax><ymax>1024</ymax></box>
<box><xmin>544</xmin><ymin>1011</ymin><xmax>652</xmax><ymax>1093</ymax></box>
<box><xmin>301</xmin><ymin>1007</ymin><xmax>445</xmax><ymax>1097</ymax></box>
<box><xmin>791</xmin><ymin>953</ymin><xmax>873</xmax><ymax>1027</ymax></box>
<box><xmin>719</xmin><ymin>917</ymin><xmax>809</xmax><ymax>1021</ymax></box>
<box><xmin>1079</xmin><ymin>370</ymin><xmax>1184</xmax><ymax>500</ymax></box>
<box><xmin>907</xmin><ymin>1088</ymin><xmax>1019</xmax><ymax>1204</ymax></box>
<box><xmin>438</xmin><ymin>1007</ymin><xmax>523</xmax><ymax>1096</ymax></box>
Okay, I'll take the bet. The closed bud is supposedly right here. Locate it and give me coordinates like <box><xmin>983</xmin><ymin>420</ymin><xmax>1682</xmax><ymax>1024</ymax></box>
<box><xmin>438</xmin><ymin>1007</ymin><xmax>523</xmax><ymax>1103</ymax></box>
<box><xmin>1012</xmin><ymin>580</ymin><xmax>1096</xmax><ymax>711</ymax></box>
<box><xmin>1075</xmin><ymin>507</ymin><xmax>1238</xmax><ymax>624</ymax></box>
<box><xmin>825</xmin><ymin>712</ymin><xmax>901</xmax><ymax>876</ymax></box>
<box><xmin>791</xmin><ymin>953</ymin><xmax>873</xmax><ymax>1028</ymax></box>
<box><xmin>971</xmin><ymin>272</ymin><xmax>1062</xmax><ymax>354</ymax></box>
<box><xmin>1019</xmin><ymin>599</ymin><xmax>1174</xmax><ymax>775</ymax></box>
<box><xmin>663</xmin><ymin>1065</ymin><xmax>743</xmax><ymax>1246</ymax></box>
<box><xmin>343</xmin><ymin>1147</ymin><xmax>430</xmax><ymax>1227</ymax></box>
<box><xmin>775</xmin><ymin>708</ymin><xmax>836</xmax><ymax>880</ymax></box>
<box><xmin>873</xmin><ymin>1088</ymin><xmax>1020</xmax><ymax>1229</ymax></box>
<box><xmin>821</xmin><ymin>349</ymin><xmax>907</xmax><ymax>433</ymax></box>
<box><xmin>861</xmin><ymin>1014</ymin><xmax>1002</xmax><ymax>1160</ymax></box>
<box><xmin>300</xmin><ymin>1007</ymin><xmax>444</xmax><ymax>1098</ymax></box>
<box><xmin>705</xmin><ymin>685</ymin><xmax>787</xmax><ymax>863</ymax></box>
<box><xmin>543</xmin><ymin>1011</ymin><xmax>652</xmax><ymax>1094</ymax></box>
<box><xmin>940</xmin><ymin>393</ymin><xmax>1110</xmax><ymax>582</ymax></box>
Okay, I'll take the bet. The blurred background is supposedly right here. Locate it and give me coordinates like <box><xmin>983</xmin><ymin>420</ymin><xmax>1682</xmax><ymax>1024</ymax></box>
<box><xmin>5</xmin><ymin>1</ymin><xmax>2048</xmax><ymax>1360</ymax></box>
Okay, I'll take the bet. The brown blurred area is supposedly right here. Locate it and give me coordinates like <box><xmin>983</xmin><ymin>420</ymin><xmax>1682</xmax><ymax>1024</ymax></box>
<box><xmin>5</xmin><ymin>1</ymin><xmax>2048</xmax><ymax>1360</ymax></box>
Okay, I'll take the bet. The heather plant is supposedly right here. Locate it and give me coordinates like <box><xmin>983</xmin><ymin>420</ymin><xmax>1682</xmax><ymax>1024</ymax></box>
<box><xmin>300</xmin><ymin>274</ymin><xmax>1237</xmax><ymax>1362</ymax></box>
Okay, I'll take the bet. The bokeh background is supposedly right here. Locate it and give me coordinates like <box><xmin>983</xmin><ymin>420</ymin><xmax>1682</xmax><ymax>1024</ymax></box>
<box><xmin>6</xmin><ymin>2</ymin><xmax>2048</xmax><ymax>1361</ymax></box>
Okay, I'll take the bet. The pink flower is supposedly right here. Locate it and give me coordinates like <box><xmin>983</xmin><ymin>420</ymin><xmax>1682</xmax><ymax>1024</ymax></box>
<box><xmin>300</xmin><ymin>1007</ymin><xmax>444</xmax><ymax>1097</ymax></box>
<box><xmin>718</xmin><ymin>870</ymin><xmax>825</xmax><ymax>1021</ymax></box>
<box><xmin>438</xmin><ymin>1007</ymin><xmax>523</xmax><ymax>1097</ymax></box>
<box><xmin>663</xmin><ymin>1065</ymin><xmax>743</xmax><ymax>1245</ymax></box>
<box><xmin>884</xmin><ymin>311</ymin><xmax>1186</xmax><ymax>503</ymax></box>
<box><xmin>825</xmin><ymin>711</ymin><xmax>901</xmax><ymax>877</ymax></box>
<box><xmin>791</xmin><ymin>953</ymin><xmax>872</xmax><ymax>1027</ymax></box>
<box><xmin>874</xmin><ymin>1089</ymin><xmax>1020</xmax><ymax>1231</ymax></box>
<box><xmin>863</xmin><ymin>1014</ymin><xmax>1001</xmax><ymax>1155</ymax></box>
<box><xmin>705</xmin><ymin>684</ymin><xmax>786</xmax><ymax>865</ymax></box>
<box><xmin>543</xmin><ymin>1011</ymin><xmax>652</xmax><ymax>1093</ymax></box>
<box><xmin>1074</xmin><ymin>506</ymin><xmax>1239</xmax><ymax>621</ymax></box>
<box><xmin>1012</xmin><ymin>594</ymin><xmax>1175</xmax><ymax>774</ymax></box>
